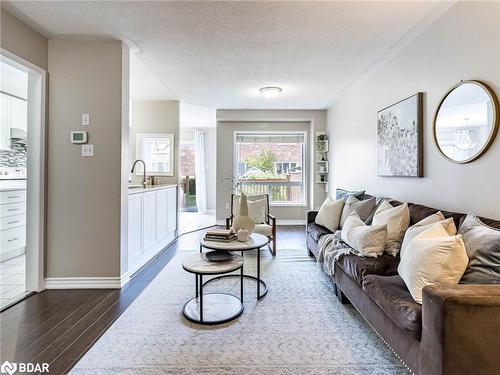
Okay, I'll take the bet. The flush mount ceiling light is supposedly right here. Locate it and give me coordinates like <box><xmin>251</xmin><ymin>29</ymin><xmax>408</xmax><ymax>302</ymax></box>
<box><xmin>259</xmin><ymin>86</ymin><xmax>283</xmax><ymax>99</ymax></box>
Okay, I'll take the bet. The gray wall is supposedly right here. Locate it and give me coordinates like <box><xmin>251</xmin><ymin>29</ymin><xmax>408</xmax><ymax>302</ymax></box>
<box><xmin>130</xmin><ymin>100</ymin><xmax>180</xmax><ymax>185</ymax></box>
<box><xmin>0</xmin><ymin>9</ymin><xmax>48</xmax><ymax>70</ymax></box>
<box><xmin>327</xmin><ymin>1</ymin><xmax>500</xmax><ymax>219</ymax></box>
<box><xmin>47</xmin><ymin>39</ymin><xmax>125</xmax><ymax>278</ymax></box>
<box><xmin>216</xmin><ymin>109</ymin><xmax>327</xmax><ymax>222</ymax></box>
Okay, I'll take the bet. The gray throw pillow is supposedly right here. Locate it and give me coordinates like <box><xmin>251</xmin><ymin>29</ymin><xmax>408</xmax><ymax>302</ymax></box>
<box><xmin>335</xmin><ymin>188</ymin><xmax>365</xmax><ymax>201</ymax></box>
<box><xmin>459</xmin><ymin>213</ymin><xmax>500</xmax><ymax>284</ymax></box>
<box><xmin>340</xmin><ymin>196</ymin><xmax>376</xmax><ymax>227</ymax></box>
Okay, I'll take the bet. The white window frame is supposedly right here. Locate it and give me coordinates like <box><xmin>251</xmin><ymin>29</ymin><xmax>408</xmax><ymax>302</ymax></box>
<box><xmin>233</xmin><ymin>130</ymin><xmax>307</xmax><ymax>207</ymax></box>
<box><xmin>136</xmin><ymin>133</ymin><xmax>175</xmax><ymax>176</ymax></box>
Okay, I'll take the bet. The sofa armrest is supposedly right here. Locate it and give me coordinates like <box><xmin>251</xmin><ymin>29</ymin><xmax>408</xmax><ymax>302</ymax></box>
<box><xmin>420</xmin><ymin>284</ymin><xmax>500</xmax><ymax>375</ymax></box>
<box><xmin>306</xmin><ymin>210</ymin><xmax>318</xmax><ymax>226</ymax></box>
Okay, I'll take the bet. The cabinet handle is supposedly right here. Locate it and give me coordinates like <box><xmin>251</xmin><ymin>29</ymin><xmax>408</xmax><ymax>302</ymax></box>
<box><xmin>8</xmin><ymin>238</ymin><xmax>20</xmax><ymax>242</ymax></box>
<box><xmin>8</xmin><ymin>196</ymin><xmax>21</xmax><ymax>199</ymax></box>
<box><xmin>8</xmin><ymin>208</ymin><xmax>20</xmax><ymax>212</ymax></box>
<box><xmin>7</xmin><ymin>220</ymin><xmax>20</xmax><ymax>225</ymax></box>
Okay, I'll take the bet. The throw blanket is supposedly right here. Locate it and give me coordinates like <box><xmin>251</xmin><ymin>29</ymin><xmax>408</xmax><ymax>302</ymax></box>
<box><xmin>316</xmin><ymin>231</ymin><xmax>361</xmax><ymax>277</ymax></box>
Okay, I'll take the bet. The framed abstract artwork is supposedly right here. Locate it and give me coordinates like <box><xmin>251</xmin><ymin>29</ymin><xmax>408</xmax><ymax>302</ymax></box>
<box><xmin>377</xmin><ymin>92</ymin><xmax>423</xmax><ymax>177</ymax></box>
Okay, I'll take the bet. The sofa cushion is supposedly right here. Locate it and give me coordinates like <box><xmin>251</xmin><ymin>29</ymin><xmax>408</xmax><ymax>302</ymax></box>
<box><xmin>363</xmin><ymin>275</ymin><xmax>422</xmax><ymax>340</ymax></box>
<box><xmin>307</xmin><ymin>222</ymin><xmax>331</xmax><ymax>241</ymax></box>
<box><xmin>336</xmin><ymin>253</ymin><xmax>399</xmax><ymax>287</ymax></box>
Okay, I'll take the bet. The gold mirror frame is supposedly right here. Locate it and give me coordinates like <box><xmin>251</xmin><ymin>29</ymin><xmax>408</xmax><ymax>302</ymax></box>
<box><xmin>433</xmin><ymin>80</ymin><xmax>499</xmax><ymax>164</ymax></box>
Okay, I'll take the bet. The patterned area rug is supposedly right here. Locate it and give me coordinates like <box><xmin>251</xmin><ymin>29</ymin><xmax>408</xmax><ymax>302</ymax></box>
<box><xmin>71</xmin><ymin>249</ymin><xmax>409</xmax><ymax>374</ymax></box>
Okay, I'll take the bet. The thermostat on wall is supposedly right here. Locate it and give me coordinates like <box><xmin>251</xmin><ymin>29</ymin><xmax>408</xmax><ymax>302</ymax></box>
<box><xmin>70</xmin><ymin>131</ymin><xmax>88</xmax><ymax>144</ymax></box>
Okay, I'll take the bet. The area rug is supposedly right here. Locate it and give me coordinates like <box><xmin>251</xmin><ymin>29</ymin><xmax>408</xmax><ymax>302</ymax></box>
<box><xmin>71</xmin><ymin>249</ymin><xmax>409</xmax><ymax>374</ymax></box>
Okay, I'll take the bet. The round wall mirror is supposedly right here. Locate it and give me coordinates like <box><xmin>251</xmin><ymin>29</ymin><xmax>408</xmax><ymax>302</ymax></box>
<box><xmin>433</xmin><ymin>80</ymin><xmax>499</xmax><ymax>163</ymax></box>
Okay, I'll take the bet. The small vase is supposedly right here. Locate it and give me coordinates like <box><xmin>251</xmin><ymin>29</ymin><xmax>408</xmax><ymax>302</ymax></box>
<box><xmin>232</xmin><ymin>194</ymin><xmax>255</xmax><ymax>235</ymax></box>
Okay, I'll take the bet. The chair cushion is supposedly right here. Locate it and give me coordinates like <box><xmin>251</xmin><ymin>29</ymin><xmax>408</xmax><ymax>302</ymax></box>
<box><xmin>254</xmin><ymin>223</ymin><xmax>273</xmax><ymax>237</ymax></box>
<box><xmin>307</xmin><ymin>223</ymin><xmax>332</xmax><ymax>241</ymax></box>
<box><xmin>335</xmin><ymin>253</ymin><xmax>399</xmax><ymax>287</ymax></box>
<box><xmin>363</xmin><ymin>275</ymin><xmax>422</xmax><ymax>340</ymax></box>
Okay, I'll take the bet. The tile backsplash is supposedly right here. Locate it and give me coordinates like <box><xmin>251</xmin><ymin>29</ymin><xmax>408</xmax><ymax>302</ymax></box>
<box><xmin>0</xmin><ymin>141</ymin><xmax>27</xmax><ymax>168</ymax></box>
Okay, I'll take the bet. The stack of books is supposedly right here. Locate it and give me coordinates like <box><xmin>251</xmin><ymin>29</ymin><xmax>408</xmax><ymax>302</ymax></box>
<box><xmin>204</xmin><ymin>229</ymin><xmax>236</xmax><ymax>243</ymax></box>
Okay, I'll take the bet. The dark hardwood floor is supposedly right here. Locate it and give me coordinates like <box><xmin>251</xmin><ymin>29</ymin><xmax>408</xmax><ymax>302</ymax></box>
<box><xmin>0</xmin><ymin>225</ymin><xmax>306</xmax><ymax>375</ymax></box>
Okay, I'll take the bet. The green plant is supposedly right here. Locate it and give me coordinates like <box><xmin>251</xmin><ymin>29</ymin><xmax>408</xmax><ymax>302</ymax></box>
<box><xmin>246</xmin><ymin>149</ymin><xmax>276</xmax><ymax>173</ymax></box>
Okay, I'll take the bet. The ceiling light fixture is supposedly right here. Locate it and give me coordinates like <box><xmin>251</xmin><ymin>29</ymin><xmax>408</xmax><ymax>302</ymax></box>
<box><xmin>259</xmin><ymin>86</ymin><xmax>283</xmax><ymax>99</ymax></box>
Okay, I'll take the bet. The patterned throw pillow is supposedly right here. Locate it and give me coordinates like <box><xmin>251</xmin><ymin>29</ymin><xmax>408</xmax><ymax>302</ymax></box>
<box><xmin>335</xmin><ymin>188</ymin><xmax>365</xmax><ymax>201</ymax></box>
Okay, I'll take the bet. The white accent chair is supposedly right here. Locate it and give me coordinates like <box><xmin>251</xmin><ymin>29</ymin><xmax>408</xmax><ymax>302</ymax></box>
<box><xmin>226</xmin><ymin>194</ymin><xmax>277</xmax><ymax>256</ymax></box>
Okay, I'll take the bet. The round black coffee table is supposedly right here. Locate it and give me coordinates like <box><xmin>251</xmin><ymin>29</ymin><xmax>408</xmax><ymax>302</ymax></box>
<box><xmin>200</xmin><ymin>233</ymin><xmax>269</xmax><ymax>300</ymax></box>
<box><xmin>182</xmin><ymin>252</ymin><xmax>244</xmax><ymax>325</ymax></box>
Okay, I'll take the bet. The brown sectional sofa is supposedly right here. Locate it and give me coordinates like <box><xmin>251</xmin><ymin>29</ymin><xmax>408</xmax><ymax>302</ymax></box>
<box><xmin>306</xmin><ymin>195</ymin><xmax>500</xmax><ymax>375</ymax></box>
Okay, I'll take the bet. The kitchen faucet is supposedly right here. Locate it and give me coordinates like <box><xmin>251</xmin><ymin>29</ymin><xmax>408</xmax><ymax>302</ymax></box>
<box><xmin>131</xmin><ymin>159</ymin><xmax>147</xmax><ymax>187</ymax></box>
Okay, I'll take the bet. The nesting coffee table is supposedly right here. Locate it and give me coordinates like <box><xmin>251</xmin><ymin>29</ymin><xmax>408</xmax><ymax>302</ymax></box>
<box><xmin>182</xmin><ymin>252</ymin><xmax>244</xmax><ymax>325</ymax></box>
<box><xmin>200</xmin><ymin>233</ymin><xmax>269</xmax><ymax>300</ymax></box>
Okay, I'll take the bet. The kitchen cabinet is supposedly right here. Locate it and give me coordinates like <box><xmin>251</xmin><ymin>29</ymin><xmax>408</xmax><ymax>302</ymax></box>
<box><xmin>0</xmin><ymin>187</ymin><xmax>27</xmax><ymax>261</ymax></box>
<box><xmin>127</xmin><ymin>193</ymin><xmax>142</xmax><ymax>263</ymax></box>
<box><xmin>128</xmin><ymin>185</ymin><xmax>177</xmax><ymax>274</ymax></box>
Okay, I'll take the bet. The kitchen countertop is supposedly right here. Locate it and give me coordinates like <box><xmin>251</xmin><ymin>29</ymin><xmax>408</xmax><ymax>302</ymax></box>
<box><xmin>0</xmin><ymin>180</ymin><xmax>27</xmax><ymax>192</ymax></box>
<box><xmin>128</xmin><ymin>184</ymin><xmax>177</xmax><ymax>195</ymax></box>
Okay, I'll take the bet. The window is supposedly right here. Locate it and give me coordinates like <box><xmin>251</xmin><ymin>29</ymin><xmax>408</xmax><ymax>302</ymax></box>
<box><xmin>234</xmin><ymin>132</ymin><xmax>306</xmax><ymax>205</ymax></box>
<box><xmin>136</xmin><ymin>133</ymin><xmax>174</xmax><ymax>176</ymax></box>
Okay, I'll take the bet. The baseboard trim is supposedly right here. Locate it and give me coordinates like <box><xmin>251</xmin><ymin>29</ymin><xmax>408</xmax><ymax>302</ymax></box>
<box><xmin>277</xmin><ymin>220</ymin><xmax>306</xmax><ymax>225</ymax></box>
<box><xmin>45</xmin><ymin>277</ymin><xmax>122</xmax><ymax>289</ymax></box>
<box><xmin>216</xmin><ymin>219</ymin><xmax>305</xmax><ymax>226</ymax></box>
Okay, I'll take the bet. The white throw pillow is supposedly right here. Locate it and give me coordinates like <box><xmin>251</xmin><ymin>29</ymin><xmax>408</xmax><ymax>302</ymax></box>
<box><xmin>341</xmin><ymin>212</ymin><xmax>388</xmax><ymax>257</ymax></box>
<box><xmin>397</xmin><ymin>224</ymin><xmax>468</xmax><ymax>304</ymax></box>
<box><xmin>372</xmin><ymin>201</ymin><xmax>410</xmax><ymax>256</ymax></box>
<box><xmin>234</xmin><ymin>196</ymin><xmax>266</xmax><ymax>224</ymax></box>
<box><xmin>401</xmin><ymin>214</ymin><xmax>457</xmax><ymax>258</ymax></box>
<box><xmin>315</xmin><ymin>196</ymin><xmax>345</xmax><ymax>231</ymax></box>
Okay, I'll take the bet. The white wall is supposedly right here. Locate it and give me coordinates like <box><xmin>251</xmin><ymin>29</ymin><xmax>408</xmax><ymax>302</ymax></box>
<box><xmin>216</xmin><ymin>109</ymin><xmax>327</xmax><ymax>222</ymax></box>
<box><xmin>327</xmin><ymin>1</ymin><xmax>500</xmax><ymax>219</ymax></box>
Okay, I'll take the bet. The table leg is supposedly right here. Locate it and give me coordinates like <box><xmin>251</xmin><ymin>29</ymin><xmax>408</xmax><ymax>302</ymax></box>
<box><xmin>240</xmin><ymin>266</ymin><xmax>244</xmax><ymax>302</ymax></box>
<box><xmin>200</xmin><ymin>274</ymin><xmax>203</xmax><ymax>322</ymax></box>
<box><xmin>257</xmin><ymin>247</ymin><xmax>261</xmax><ymax>299</ymax></box>
<box><xmin>195</xmin><ymin>274</ymin><xmax>198</xmax><ymax>298</ymax></box>
<box><xmin>199</xmin><ymin>244</ymin><xmax>202</xmax><ymax>253</ymax></box>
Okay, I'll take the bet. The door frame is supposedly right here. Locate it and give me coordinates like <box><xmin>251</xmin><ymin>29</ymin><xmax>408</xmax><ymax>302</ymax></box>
<box><xmin>1</xmin><ymin>48</ymin><xmax>47</xmax><ymax>292</ymax></box>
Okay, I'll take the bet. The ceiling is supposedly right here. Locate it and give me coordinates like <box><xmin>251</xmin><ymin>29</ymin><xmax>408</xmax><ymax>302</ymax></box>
<box><xmin>4</xmin><ymin>1</ymin><xmax>446</xmax><ymax>109</ymax></box>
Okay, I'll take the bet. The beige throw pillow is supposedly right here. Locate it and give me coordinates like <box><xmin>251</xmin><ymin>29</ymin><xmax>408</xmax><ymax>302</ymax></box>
<box><xmin>401</xmin><ymin>213</ymin><xmax>457</xmax><ymax>258</ymax></box>
<box><xmin>398</xmin><ymin>224</ymin><xmax>468</xmax><ymax>304</ymax></box>
<box><xmin>234</xmin><ymin>196</ymin><xmax>267</xmax><ymax>224</ymax></box>
<box><xmin>372</xmin><ymin>201</ymin><xmax>410</xmax><ymax>256</ymax></box>
<box><xmin>341</xmin><ymin>212</ymin><xmax>388</xmax><ymax>257</ymax></box>
<box><xmin>315</xmin><ymin>196</ymin><xmax>344</xmax><ymax>232</ymax></box>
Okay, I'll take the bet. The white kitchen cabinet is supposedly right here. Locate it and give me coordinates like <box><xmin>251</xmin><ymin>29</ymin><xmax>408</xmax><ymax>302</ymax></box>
<box><xmin>128</xmin><ymin>185</ymin><xmax>177</xmax><ymax>275</ymax></box>
<box><xmin>128</xmin><ymin>193</ymin><xmax>142</xmax><ymax>263</ymax></box>
<box><xmin>167</xmin><ymin>187</ymin><xmax>177</xmax><ymax>234</ymax></box>
<box><xmin>0</xmin><ymin>187</ymin><xmax>26</xmax><ymax>262</ymax></box>
<box><xmin>155</xmin><ymin>189</ymin><xmax>168</xmax><ymax>242</ymax></box>
<box><xmin>142</xmin><ymin>191</ymin><xmax>156</xmax><ymax>252</ymax></box>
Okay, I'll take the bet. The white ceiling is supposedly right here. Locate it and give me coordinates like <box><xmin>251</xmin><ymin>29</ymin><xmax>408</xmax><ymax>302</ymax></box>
<box><xmin>4</xmin><ymin>1</ymin><xmax>446</xmax><ymax>109</ymax></box>
<box><xmin>130</xmin><ymin>53</ymin><xmax>176</xmax><ymax>101</ymax></box>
